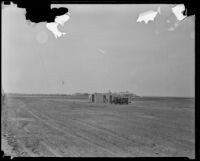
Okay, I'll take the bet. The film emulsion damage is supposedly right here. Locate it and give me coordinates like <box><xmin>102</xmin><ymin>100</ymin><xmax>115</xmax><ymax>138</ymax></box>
<box><xmin>1</xmin><ymin>1</ymin><xmax>197</xmax><ymax>159</ymax></box>
<box><xmin>136</xmin><ymin>4</ymin><xmax>194</xmax><ymax>32</ymax></box>
<box><xmin>3</xmin><ymin>1</ymin><xmax>70</xmax><ymax>40</ymax></box>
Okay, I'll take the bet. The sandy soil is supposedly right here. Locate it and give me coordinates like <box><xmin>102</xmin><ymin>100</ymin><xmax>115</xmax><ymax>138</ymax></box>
<box><xmin>1</xmin><ymin>96</ymin><xmax>195</xmax><ymax>158</ymax></box>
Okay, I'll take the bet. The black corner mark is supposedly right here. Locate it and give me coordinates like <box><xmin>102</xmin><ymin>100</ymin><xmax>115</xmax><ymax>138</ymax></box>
<box><xmin>183</xmin><ymin>1</ymin><xmax>197</xmax><ymax>17</ymax></box>
<box><xmin>11</xmin><ymin>1</ymin><xmax>69</xmax><ymax>23</ymax></box>
<box><xmin>0</xmin><ymin>150</ymin><xmax>11</xmax><ymax>160</ymax></box>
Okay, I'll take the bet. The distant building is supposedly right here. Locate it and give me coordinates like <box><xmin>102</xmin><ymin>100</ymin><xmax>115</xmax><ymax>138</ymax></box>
<box><xmin>89</xmin><ymin>92</ymin><xmax>130</xmax><ymax>104</ymax></box>
<box><xmin>89</xmin><ymin>93</ymin><xmax>112</xmax><ymax>104</ymax></box>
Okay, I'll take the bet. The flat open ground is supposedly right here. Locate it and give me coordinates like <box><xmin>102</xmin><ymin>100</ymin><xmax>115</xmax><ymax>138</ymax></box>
<box><xmin>1</xmin><ymin>95</ymin><xmax>195</xmax><ymax>157</ymax></box>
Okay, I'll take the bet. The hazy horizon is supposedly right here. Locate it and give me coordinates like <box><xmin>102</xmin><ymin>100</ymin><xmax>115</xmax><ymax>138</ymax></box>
<box><xmin>2</xmin><ymin>4</ymin><xmax>195</xmax><ymax>97</ymax></box>
<box><xmin>4</xmin><ymin>92</ymin><xmax>195</xmax><ymax>98</ymax></box>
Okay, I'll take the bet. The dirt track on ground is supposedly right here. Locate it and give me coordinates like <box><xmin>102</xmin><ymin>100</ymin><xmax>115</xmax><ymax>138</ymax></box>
<box><xmin>1</xmin><ymin>96</ymin><xmax>195</xmax><ymax>157</ymax></box>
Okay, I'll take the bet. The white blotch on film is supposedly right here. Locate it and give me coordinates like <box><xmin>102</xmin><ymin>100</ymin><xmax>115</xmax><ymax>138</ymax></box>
<box><xmin>167</xmin><ymin>4</ymin><xmax>187</xmax><ymax>32</ymax></box>
<box><xmin>46</xmin><ymin>13</ymin><xmax>70</xmax><ymax>39</ymax></box>
<box><xmin>172</xmin><ymin>4</ymin><xmax>186</xmax><ymax>21</ymax></box>
<box><xmin>136</xmin><ymin>4</ymin><xmax>188</xmax><ymax>33</ymax></box>
<box><xmin>136</xmin><ymin>7</ymin><xmax>161</xmax><ymax>24</ymax></box>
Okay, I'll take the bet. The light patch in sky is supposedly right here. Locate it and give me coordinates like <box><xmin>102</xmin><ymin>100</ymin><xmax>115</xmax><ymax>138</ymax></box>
<box><xmin>137</xmin><ymin>7</ymin><xmax>161</xmax><ymax>24</ymax></box>
<box><xmin>36</xmin><ymin>30</ymin><xmax>49</xmax><ymax>43</ymax></box>
<box><xmin>190</xmin><ymin>31</ymin><xmax>195</xmax><ymax>39</ymax></box>
<box><xmin>168</xmin><ymin>18</ymin><xmax>185</xmax><ymax>32</ymax></box>
<box><xmin>98</xmin><ymin>48</ymin><xmax>106</xmax><ymax>54</ymax></box>
<box><xmin>168</xmin><ymin>26</ymin><xmax>175</xmax><ymax>32</ymax></box>
<box><xmin>46</xmin><ymin>13</ymin><xmax>70</xmax><ymax>38</ymax></box>
<box><xmin>172</xmin><ymin>4</ymin><xmax>186</xmax><ymax>21</ymax></box>
<box><xmin>166</xmin><ymin>19</ymin><xmax>171</xmax><ymax>23</ymax></box>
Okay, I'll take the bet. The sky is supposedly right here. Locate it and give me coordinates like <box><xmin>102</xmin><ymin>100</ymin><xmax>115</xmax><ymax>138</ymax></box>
<box><xmin>2</xmin><ymin>4</ymin><xmax>195</xmax><ymax>97</ymax></box>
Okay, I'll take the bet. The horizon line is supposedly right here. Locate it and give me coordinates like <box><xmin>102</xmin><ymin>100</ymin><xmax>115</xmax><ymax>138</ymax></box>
<box><xmin>5</xmin><ymin>92</ymin><xmax>195</xmax><ymax>98</ymax></box>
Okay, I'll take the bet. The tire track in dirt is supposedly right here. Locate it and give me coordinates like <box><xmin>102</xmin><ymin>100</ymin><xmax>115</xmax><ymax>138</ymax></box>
<box><xmin>24</xmin><ymin>100</ymin><xmax>169</xmax><ymax>156</ymax></box>
<box><xmin>18</xmin><ymin>98</ymin><xmax>195</xmax><ymax>157</ymax></box>
<box><xmin>40</xmin><ymin>141</ymin><xmax>63</xmax><ymax>157</ymax></box>
<box><xmin>16</xmin><ymin>139</ymin><xmax>37</xmax><ymax>157</ymax></box>
<box><xmin>26</xmin><ymin>105</ymin><xmax>144</xmax><ymax>156</ymax></box>
<box><xmin>28</xmin><ymin>108</ymin><xmax>125</xmax><ymax>156</ymax></box>
<box><xmin>38</xmin><ymin>102</ymin><xmax>191</xmax><ymax>156</ymax></box>
<box><xmin>77</xmin><ymin>105</ymin><xmax>194</xmax><ymax>145</ymax></box>
<box><xmin>55</xmin><ymin>113</ymin><xmax>173</xmax><ymax>156</ymax></box>
<box><xmin>17</xmin><ymin>104</ymin><xmax>81</xmax><ymax>157</ymax></box>
<box><xmin>7</xmin><ymin>97</ymin><xmax>195</xmax><ymax>157</ymax></box>
<box><xmin>17</xmin><ymin>100</ymin><xmax>120</xmax><ymax>157</ymax></box>
<box><xmin>12</xmin><ymin>101</ymin><xmax>77</xmax><ymax>157</ymax></box>
<box><xmin>56</xmin><ymin>101</ymin><xmax>190</xmax><ymax>134</ymax></box>
<box><xmin>27</xmin><ymin>106</ymin><xmax>133</xmax><ymax>155</ymax></box>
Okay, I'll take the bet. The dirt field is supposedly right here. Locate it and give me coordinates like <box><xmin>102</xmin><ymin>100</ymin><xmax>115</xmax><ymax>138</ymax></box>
<box><xmin>1</xmin><ymin>95</ymin><xmax>195</xmax><ymax>158</ymax></box>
